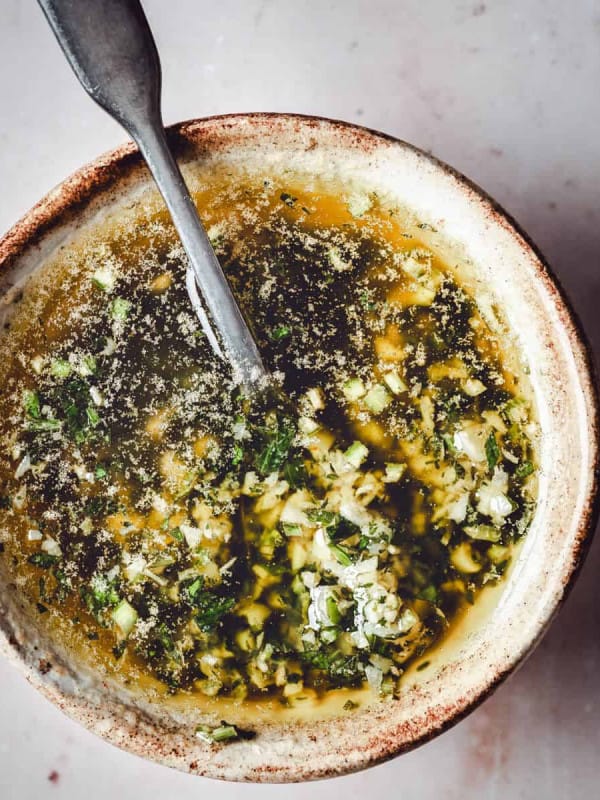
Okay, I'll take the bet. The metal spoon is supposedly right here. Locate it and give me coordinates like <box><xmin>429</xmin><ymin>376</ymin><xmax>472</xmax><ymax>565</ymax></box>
<box><xmin>38</xmin><ymin>0</ymin><xmax>269</xmax><ymax>391</ymax></box>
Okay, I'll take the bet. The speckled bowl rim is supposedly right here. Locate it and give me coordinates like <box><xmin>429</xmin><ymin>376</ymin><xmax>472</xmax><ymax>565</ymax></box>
<box><xmin>0</xmin><ymin>112</ymin><xmax>598</xmax><ymax>782</ymax></box>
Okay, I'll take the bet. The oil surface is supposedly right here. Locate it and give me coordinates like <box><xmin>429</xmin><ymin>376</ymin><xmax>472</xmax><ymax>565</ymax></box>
<box><xmin>0</xmin><ymin>173</ymin><xmax>537</xmax><ymax>716</ymax></box>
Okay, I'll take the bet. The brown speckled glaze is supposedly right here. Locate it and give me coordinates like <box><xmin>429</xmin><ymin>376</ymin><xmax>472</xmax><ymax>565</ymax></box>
<box><xmin>0</xmin><ymin>114</ymin><xmax>598</xmax><ymax>782</ymax></box>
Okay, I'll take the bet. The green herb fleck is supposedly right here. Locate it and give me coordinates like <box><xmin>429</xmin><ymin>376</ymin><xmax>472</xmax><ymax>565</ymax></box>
<box><xmin>86</xmin><ymin>406</ymin><xmax>101</xmax><ymax>427</ymax></box>
<box><xmin>281</xmin><ymin>457</ymin><xmax>307</xmax><ymax>489</ymax></box>
<box><xmin>50</xmin><ymin>359</ymin><xmax>71</xmax><ymax>379</ymax></box>
<box><xmin>192</xmin><ymin>588</ymin><xmax>235</xmax><ymax>632</ymax></box>
<box><xmin>515</xmin><ymin>460</ymin><xmax>534</xmax><ymax>478</ymax></box>
<box><xmin>485</xmin><ymin>432</ymin><xmax>500</xmax><ymax>471</ymax></box>
<box><xmin>232</xmin><ymin>442</ymin><xmax>244</xmax><ymax>466</ymax></box>
<box><xmin>185</xmin><ymin>577</ymin><xmax>204</xmax><ymax>602</ymax></box>
<box><xmin>54</xmin><ymin>378</ymin><xmax>101</xmax><ymax>442</ymax></box>
<box><xmin>170</xmin><ymin>526</ymin><xmax>184</xmax><ymax>542</ymax></box>
<box><xmin>326</xmin><ymin>595</ymin><xmax>341</xmax><ymax>624</ymax></box>
<box><xmin>27</xmin><ymin>552</ymin><xmax>59</xmax><ymax>568</ymax></box>
<box><xmin>110</xmin><ymin>297</ymin><xmax>132</xmax><ymax>321</ymax></box>
<box><xmin>270</xmin><ymin>325</ymin><xmax>291</xmax><ymax>341</ymax></box>
<box><xmin>329</xmin><ymin>543</ymin><xmax>353</xmax><ymax>566</ymax></box>
<box><xmin>359</xmin><ymin>291</ymin><xmax>376</xmax><ymax>311</ymax></box>
<box><xmin>80</xmin><ymin>576</ymin><xmax>120</xmax><ymax>619</ymax></box>
<box><xmin>84</xmin><ymin>496</ymin><xmax>118</xmax><ymax>517</ymax></box>
<box><xmin>27</xmin><ymin>418</ymin><xmax>61</xmax><ymax>432</ymax></box>
<box><xmin>301</xmin><ymin>650</ymin><xmax>362</xmax><ymax>684</ymax></box>
<box><xmin>417</xmin><ymin>585</ymin><xmax>437</xmax><ymax>603</ymax></box>
<box><xmin>255</xmin><ymin>420</ymin><xmax>296</xmax><ymax>476</ymax></box>
<box><xmin>81</xmin><ymin>355</ymin><xmax>98</xmax><ymax>375</ymax></box>
<box><xmin>23</xmin><ymin>390</ymin><xmax>41</xmax><ymax>419</ymax></box>
<box><xmin>308</xmin><ymin>508</ymin><xmax>339</xmax><ymax>529</ymax></box>
<box><xmin>195</xmin><ymin>723</ymin><xmax>239</xmax><ymax>744</ymax></box>
<box><xmin>281</xmin><ymin>522</ymin><xmax>301</xmax><ymax>536</ymax></box>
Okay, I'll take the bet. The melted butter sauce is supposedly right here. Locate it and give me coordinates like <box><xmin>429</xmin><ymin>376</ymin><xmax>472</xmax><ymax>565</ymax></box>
<box><xmin>0</xmin><ymin>170</ymin><xmax>537</xmax><ymax>720</ymax></box>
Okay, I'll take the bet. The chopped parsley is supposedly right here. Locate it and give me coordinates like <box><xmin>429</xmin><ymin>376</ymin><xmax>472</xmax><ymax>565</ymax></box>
<box><xmin>195</xmin><ymin>723</ymin><xmax>239</xmax><ymax>744</ymax></box>
<box><xmin>0</xmin><ymin>175</ymin><xmax>536</xmax><ymax>706</ymax></box>
<box><xmin>254</xmin><ymin>419</ymin><xmax>296</xmax><ymax>476</ymax></box>
<box><xmin>270</xmin><ymin>325</ymin><xmax>291</xmax><ymax>341</ymax></box>
<box><xmin>27</xmin><ymin>552</ymin><xmax>59</xmax><ymax>568</ymax></box>
<box><xmin>515</xmin><ymin>460</ymin><xmax>534</xmax><ymax>478</ymax></box>
<box><xmin>23</xmin><ymin>390</ymin><xmax>41</xmax><ymax>419</ymax></box>
<box><xmin>193</xmin><ymin>590</ymin><xmax>236</xmax><ymax>632</ymax></box>
<box><xmin>485</xmin><ymin>431</ymin><xmax>500</xmax><ymax>471</ymax></box>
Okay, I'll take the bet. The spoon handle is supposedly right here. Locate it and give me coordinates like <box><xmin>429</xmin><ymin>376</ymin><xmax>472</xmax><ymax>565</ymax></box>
<box><xmin>37</xmin><ymin>0</ymin><xmax>268</xmax><ymax>388</ymax></box>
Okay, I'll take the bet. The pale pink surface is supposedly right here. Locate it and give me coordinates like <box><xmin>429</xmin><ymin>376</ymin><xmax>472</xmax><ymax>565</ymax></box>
<box><xmin>0</xmin><ymin>0</ymin><xmax>599</xmax><ymax>797</ymax></box>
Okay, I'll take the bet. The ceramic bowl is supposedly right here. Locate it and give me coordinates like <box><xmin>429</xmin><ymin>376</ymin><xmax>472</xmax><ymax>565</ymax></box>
<box><xmin>0</xmin><ymin>113</ymin><xmax>598</xmax><ymax>782</ymax></box>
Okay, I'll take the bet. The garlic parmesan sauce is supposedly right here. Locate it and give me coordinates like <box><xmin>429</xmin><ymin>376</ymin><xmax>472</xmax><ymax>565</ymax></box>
<box><xmin>0</xmin><ymin>170</ymin><xmax>537</xmax><ymax>730</ymax></box>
